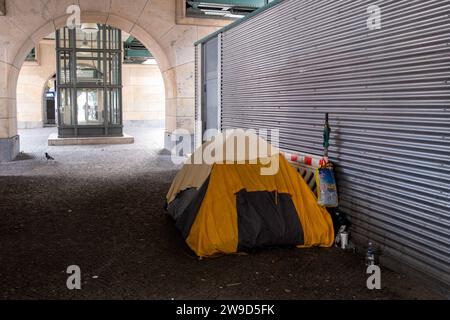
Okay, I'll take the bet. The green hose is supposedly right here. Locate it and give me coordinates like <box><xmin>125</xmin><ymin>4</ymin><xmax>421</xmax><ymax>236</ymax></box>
<box><xmin>323</xmin><ymin>113</ymin><xmax>331</xmax><ymax>158</ymax></box>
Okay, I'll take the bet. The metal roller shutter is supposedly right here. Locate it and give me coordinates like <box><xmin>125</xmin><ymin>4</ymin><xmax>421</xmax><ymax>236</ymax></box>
<box><xmin>195</xmin><ymin>45</ymin><xmax>202</xmax><ymax>148</ymax></box>
<box><xmin>220</xmin><ymin>0</ymin><xmax>450</xmax><ymax>286</ymax></box>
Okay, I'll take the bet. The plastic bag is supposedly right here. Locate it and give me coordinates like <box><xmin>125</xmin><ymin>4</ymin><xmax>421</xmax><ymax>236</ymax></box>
<box><xmin>316</xmin><ymin>166</ymin><xmax>339</xmax><ymax>207</ymax></box>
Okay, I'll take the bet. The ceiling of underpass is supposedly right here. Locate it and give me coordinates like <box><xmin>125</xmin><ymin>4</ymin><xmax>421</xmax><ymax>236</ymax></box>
<box><xmin>186</xmin><ymin>0</ymin><xmax>273</xmax><ymax>19</ymax></box>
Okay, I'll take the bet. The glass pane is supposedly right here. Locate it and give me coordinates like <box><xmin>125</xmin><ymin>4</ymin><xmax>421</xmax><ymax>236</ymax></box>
<box><xmin>114</xmin><ymin>29</ymin><xmax>122</xmax><ymax>50</ymax></box>
<box><xmin>105</xmin><ymin>53</ymin><xmax>110</xmax><ymax>85</ymax></box>
<box><xmin>115</xmin><ymin>89</ymin><xmax>121</xmax><ymax>125</ymax></box>
<box><xmin>76</xmin><ymin>52</ymin><xmax>104</xmax><ymax>84</ymax></box>
<box><xmin>113</xmin><ymin>53</ymin><xmax>119</xmax><ymax>84</ymax></box>
<box><xmin>58</xmin><ymin>28</ymin><xmax>71</xmax><ymax>49</ymax></box>
<box><xmin>77</xmin><ymin>89</ymin><xmax>104</xmax><ymax>125</ymax></box>
<box><xmin>58</xmin><ymin>51</ymin><xmax>72</xmax><ymax>84</ymax></box>
<box><xmin>59</xmin><ymin>88</ymin><xmax>73</xmax><ymax>125</ymax></box>
<box><xmin>107</xmin><ymin>89</ymin><xmax>121</xmax><ymax>125</ymax></box>
<box><xmin>106</xmin><ymin>26</ymin><xmax>111</xmax><ymax>50</ymax></box>
<box><xmin>110</xmin><ymin>28</ymin><xmax>115</xmax><ymax>50</ymax></box>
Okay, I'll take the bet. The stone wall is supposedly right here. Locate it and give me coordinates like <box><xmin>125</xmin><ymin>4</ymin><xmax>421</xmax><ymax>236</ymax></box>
<box><xmin>122</xmin><ymin>63</ymin><xmax>165</xmax><ymax>127</ymax></box>
<box><xmin>16</xmin><ymin>41</ymin><xmax>55</xmax><ymax>128</ymax></box>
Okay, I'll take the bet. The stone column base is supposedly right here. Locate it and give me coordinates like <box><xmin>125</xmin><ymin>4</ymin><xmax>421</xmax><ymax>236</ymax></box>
<box><xmin>48</xmin><ymin>133</ymin><xmax>135</xmax><ymax>146</ymax></box>
<box><xmin>0</xmin><ymin>136</ymin><xmax>20</xmax><ymax>162</ymax></box>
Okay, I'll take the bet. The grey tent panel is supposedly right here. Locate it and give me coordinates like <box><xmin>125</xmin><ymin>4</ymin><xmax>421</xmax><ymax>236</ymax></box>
<box><xmin>167</xmin><ymin>188</ymin><xmax>199</xmax><ymax>222</ymax></box>
<box><xmin>168</xmin><ymin>178</ymin><xmax>211</xmax><ymax>239</ymax></box>
<box><xmin>237</xmin><ymin>190</ymin><xmax>304</xmax><ymax>252</ymax></box>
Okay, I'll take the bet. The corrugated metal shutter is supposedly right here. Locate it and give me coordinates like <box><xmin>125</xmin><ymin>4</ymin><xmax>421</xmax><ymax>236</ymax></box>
<box><xmin>195</xmin><ymin>45</ymin><xmax>202</xmax><ymax>148</ymax></box>
<box><xmin>220</xmin><ymin>0</ymin><xmax>450</xmax><ymax>286</ymax></box>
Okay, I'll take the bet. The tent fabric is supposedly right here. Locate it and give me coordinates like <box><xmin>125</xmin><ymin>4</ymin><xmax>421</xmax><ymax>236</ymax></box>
<box><xmin>167</xmin><ymin>188</ymin><xmax>198</xmax><ymax>221</ymax></box>
<box><xmin>166</xmin><ymin>131</ymin><xmax>335</xmax><ymax>257</ymax></box>
<box><xmin>173</xmin><ymin>178</ymin><xmax>211</xmax><ymax>239</ymax></box>
<box><xmin>184</xmin><ymin>155</ymin><xmax>335</xmax><ymax>257</ymax></box>
<box><xmin>166</xmin><ymin>131</ymin><xmax>278</xmax><ymax>204</ymax></box>
<box><xmin>166</xmin><ymin>163</ymin><xmax>212</xmax><ymax>204</ymax></box>
<box><xmin>236</xmin><ymin>190</ymin><xmax>304</xmax><ymax>252</ymax></box>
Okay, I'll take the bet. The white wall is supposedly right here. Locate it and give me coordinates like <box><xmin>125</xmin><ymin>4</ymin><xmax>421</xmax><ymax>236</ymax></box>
<box><xmin>122</xmin><ymin>63</ymin><xmax>165</xmax><ymax>127</ymax></box>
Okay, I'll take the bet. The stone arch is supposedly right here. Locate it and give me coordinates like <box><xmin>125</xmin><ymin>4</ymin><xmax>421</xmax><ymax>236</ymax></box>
<box><xmin>1</xmin><ymin>0</ymin><xmax>216</xmax><ymax>161</ymax></box>
<box><xmin>7</xmin><ymin>12</ymin><xmax>175</xmax><ymax>153</ymax></box>
<box><xmin>14</xmin><ymin>12</ymin><xmax>172</xmax><ymax>86</ymax></box>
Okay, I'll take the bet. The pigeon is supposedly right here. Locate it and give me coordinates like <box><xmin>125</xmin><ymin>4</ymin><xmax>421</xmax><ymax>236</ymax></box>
<box><xmin>45</xmin><ymin>153</ymin><xmax>55</xmax><ymax>161</ymax></box>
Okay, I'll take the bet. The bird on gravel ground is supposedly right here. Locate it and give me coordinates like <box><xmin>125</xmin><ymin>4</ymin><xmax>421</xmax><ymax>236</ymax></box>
<box><xmin>45</xmin><ymin>153</ymin><xmax>55</xmax><ymax>161</ymax></box>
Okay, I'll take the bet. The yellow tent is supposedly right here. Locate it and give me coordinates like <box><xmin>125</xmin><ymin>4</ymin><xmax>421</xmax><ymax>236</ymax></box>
<box><xmin>166</xmin><ymin>131</ymin><xmax>334</xmax><ymax>257</ymax></box>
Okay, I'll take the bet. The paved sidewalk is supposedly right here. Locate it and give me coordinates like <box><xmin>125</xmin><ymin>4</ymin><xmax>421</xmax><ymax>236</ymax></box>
<box><xmin>0</xmin><ymin>127</ymin><xmax>444</xmax><ymax>300</ymax></box>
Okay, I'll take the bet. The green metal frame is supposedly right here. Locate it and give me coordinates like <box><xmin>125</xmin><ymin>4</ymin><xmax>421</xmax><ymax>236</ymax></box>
<box><xmin>55</xmin><ymin>25</ymin><xmax>123</xmax><ymax>138</ymax></box>
<box><xmin>25</xmin><ymin>48</ymin><xmax>37</xmax><ymax>61</ymax></box>
<box><xmin>124</xmin><ymin>36</ymin><xmax>153</xmax><ymax>58</ymax></box>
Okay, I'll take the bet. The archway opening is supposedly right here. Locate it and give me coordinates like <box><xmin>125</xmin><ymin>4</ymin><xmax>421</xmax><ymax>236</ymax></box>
<box><xmin>43</xmin><ymin>74</ymin><xmax>56</xmax><ymax>126</ymax></box>
<box><xmin>15</xmin><ymin>24</ymin><xmax>167</xmax><ymax>152</ymax></box>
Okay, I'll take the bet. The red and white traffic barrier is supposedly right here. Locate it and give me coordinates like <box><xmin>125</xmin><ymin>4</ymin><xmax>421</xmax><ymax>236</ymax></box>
<box><xmin>281</xmin><ymin>151</ymin><xmax>328</xmax><ymax>167</ymax></box>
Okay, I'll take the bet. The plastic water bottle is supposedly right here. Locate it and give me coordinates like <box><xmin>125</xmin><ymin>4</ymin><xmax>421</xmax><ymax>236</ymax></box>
<box><xmin>366</xmin><ymin>242</ymin><xmax>376</xmax><ymax>266</ymax></box>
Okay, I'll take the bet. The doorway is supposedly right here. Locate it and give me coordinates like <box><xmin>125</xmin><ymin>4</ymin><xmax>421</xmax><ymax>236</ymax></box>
<box><xmin>43</xmin><ymin>75</ymin><xmax>56</xmax><ymax>126</ymax></box>
<box><xmin>201</xmin><ymin>36</ymin><xmax>221</xmax><ymax>142</ymax></box>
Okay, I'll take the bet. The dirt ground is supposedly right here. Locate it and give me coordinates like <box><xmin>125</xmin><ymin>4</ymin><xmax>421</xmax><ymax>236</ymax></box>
<box><xmin>0</xmin><ymin>127</ymin><xmax>444</xmax><ymax>300</ymax></box>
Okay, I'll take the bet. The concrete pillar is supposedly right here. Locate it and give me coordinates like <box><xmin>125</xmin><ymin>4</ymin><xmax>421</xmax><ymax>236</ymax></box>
<box><xmin>0</xmin><ymin>61</ymin><xmax>20</xmax><ymax>162</ymax></box>
<box><xmin>161</xmin><ymin>25</ymin><xmax>221</xmax><ymax>154</ymax></box>
<box><xmin>163</xmin><ymin>62</ymin><xmax>196</xmax><ymax>154</ymax></box>
<box><xmin>0</xmin><ymin>0</ymin><xmax>5</xmax><ymax>16</ymax></box>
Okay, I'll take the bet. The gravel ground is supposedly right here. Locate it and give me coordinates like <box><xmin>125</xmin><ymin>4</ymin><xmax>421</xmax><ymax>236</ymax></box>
<box><xmin>0</xmin><ymin>127</ymin><xmax>444</xmax><ymax>300</ymax></box>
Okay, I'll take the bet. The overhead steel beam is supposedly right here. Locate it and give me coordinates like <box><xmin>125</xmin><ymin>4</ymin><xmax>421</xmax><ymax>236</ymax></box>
<box><xmin>0</xmin><ymin>0</ymin><xmax>5</xmax><ymax>16</ymax></box>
